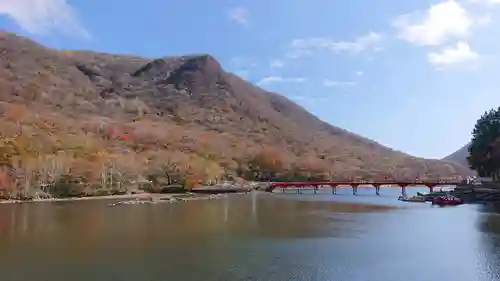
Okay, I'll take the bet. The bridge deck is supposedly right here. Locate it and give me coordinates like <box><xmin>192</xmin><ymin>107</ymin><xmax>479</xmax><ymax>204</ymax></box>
<box><xmin>266</xmin><ymin>181</ymin><xmax>462</xmax><ymax>191</ymax></box>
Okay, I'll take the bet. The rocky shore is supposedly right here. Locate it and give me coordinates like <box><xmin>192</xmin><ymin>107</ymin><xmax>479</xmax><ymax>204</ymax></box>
<box><xmin>0</xmin><ymin>191</ymin><xmax>238</xmax><ymax>205</ymax></box>
<box><xmin>0</xmin><ymin>181</ymin><xmax>261</xmax><ymax>205</ymax></box>
<box><xmin>451</xmin><ymin>183</ymin><xmax>500</xmax><ymax>203</ymax></box>
<box><xmin>107</xmin><ymin>193</ymin><xmax>230</xmax><ymax>207</ymax></box>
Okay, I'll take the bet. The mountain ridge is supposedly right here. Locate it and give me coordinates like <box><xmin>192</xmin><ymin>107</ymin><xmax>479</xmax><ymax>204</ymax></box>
<box><xmin>0</xmin><ymin>31</ymin><xmax>472</xmax><ymax>185</ymax></box>
<box><xmin>443</xmin><ymin>143</ymin><xmax>470</xmax><ymax>168</ymax></box>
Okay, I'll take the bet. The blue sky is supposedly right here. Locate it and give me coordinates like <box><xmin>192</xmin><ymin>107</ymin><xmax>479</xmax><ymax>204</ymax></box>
<box><xmin>1</xmin><ymin>0</ymin><xmax>500</xmax><ymax>159</ymax></box>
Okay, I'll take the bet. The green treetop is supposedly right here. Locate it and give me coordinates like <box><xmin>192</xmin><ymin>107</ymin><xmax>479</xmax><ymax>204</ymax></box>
<box><xmin>468</xmin><ymin>107</ymin><xmax>500</xmax><ymax>178</ymax></box>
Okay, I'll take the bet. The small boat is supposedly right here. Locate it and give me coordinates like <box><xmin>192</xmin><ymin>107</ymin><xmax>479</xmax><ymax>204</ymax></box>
<box><xmin>398</xmin><ymin>195</ymin><xmax>427</xmax><ymax>202</ymax></box>
<box><xmin>432</xmin><ymin>195</ymin><xmax>463</xmax><ymax>206</ymax></box>
<box><xmin>418</xmin><ymin>190</ymin><xmax>452</xmax><ymax>201</ymax></box>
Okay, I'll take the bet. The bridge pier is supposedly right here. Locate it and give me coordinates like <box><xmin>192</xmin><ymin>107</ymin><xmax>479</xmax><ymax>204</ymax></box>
<box><xmin>331</xmin><ymin>185</ymin><xmax>337</xmax><ymax>194</ymax></box>
<box><xmin>428</xmin><ymin>185</ymin><xmax>435</xmax><ymax>193</ymax></box>
<box><xmin>401</xmin><ymin>185</ymin><xmax>408</xmax><ymax>197</ymax></box>
<box><xmin>374</xmin><ymin>184</ymin><xmax>381</xmax><ymax>196</ymax></box>
<box><xmin>314</xmin><ymin>186</ymin><xmax>318</xmax><ymax>194</ymax></box>
<box><xmin>352</xmin><ymin>185</ymin><xmax>358</xmax><ymax>195</ymax></box>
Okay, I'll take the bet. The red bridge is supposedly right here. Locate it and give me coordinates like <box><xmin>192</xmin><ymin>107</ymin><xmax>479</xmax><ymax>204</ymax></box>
<box><xmin>265</xmin><ymin>180</ymin><xmax>463</xmax><ymax>196</ymax></box>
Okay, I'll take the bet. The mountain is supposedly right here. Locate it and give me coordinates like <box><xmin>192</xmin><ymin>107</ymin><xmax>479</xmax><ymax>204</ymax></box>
<box><xmin>0</xmin><ymin>31</ymin><xmax>472</xmax><ymax>192</ymax></box>
<box><xmin>443</xmin><ymin>144</ymin><xmax>470</xmax><ymax>168</ymax></box>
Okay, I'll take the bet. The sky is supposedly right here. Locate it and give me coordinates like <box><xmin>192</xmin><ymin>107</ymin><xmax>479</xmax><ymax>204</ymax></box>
<box><xmin>1</xmin><ymin>0</ymin><xmax>500</xmax><ymax>159</ymax></box>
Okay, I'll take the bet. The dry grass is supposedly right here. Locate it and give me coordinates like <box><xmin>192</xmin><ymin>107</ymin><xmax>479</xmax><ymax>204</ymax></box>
<box><xmin>0</xmin><ymin>31</ymin><xmax>472</xmax><ymax>199</ymax></box>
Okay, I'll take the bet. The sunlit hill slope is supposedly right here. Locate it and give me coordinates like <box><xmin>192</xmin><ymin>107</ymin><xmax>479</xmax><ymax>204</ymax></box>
<box><xmin>0</xmin><ymin>31</ymin><xmax>472</xmax><ymax>197</ymax></box>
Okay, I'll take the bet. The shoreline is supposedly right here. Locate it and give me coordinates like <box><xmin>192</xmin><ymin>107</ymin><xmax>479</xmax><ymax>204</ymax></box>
<box><xmin>0</xmin><ymin>193</ymin><xmax>146</xmax><ymax>204</ymax></box>
<box><xmin>0</xmin><ymin>192</ymin><xmax>236</xmax><ymax>205</ymax></box>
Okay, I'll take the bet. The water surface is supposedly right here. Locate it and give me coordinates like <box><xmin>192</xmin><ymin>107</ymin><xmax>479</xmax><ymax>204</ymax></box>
<box><xmin>1</xmin><ymin>186</ymin><xmax>499</xmax><ymax>281</ymax></box>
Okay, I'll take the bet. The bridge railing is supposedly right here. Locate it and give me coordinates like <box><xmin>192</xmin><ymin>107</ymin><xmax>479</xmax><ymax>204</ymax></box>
<box><xmin>266</xmin><ymin>180</ymin><xmax>463</xmax><ymax>188</ymax></box>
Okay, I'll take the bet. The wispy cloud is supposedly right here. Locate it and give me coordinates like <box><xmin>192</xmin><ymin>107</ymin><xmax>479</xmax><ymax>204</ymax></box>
<box><xmin>323</xmin><ymin>79</ymin><xmax>356</xmax><ymax>87</ymax></box>
<box><xmin>288</xmin><ymin>32</ymin><xmax>382</xmax><ymax>58</ymax></box>
<box><xmin>227</xmin><ymin>7</ymin><xmax>249</xmax><ymax>26</ymax></box>
<box><xmin>285</xmin><ymin>49</ymin><xmax>313</xmax><ymax>59</ymax></box>
<box><xmin>257</xmin><ymin>76</ymin><xmax>306</xmax><ymax>86</ymax></box>
<box><xmin>0</xmin><ymin>0</ymin><xmax>89</xmax><ymax>39</ymax></box>
<box><xmin>428</xmin><ymin>41</ymin><xmax>479</xmax><ymax>68</ymax></box>
<box><xmin>476</xmin><ymin>14</ymin><xmax>492</xmax><ymax>26</ymax></box>
<box><xmin>269</xmin><ymin>59</ymin><xmax>284</xmax><ymax>69</ymax></box>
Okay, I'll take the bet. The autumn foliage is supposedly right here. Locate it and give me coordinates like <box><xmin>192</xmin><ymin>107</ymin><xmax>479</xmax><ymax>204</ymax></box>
<box><xmin>0</xmin><ymin>104</ymin><xmax>236</xmax><ymax>199</ymax></box>
<box><xmin>0</xmin><ymin>31</ymin><xmax>471</xmax><ymax>199</ymax></box>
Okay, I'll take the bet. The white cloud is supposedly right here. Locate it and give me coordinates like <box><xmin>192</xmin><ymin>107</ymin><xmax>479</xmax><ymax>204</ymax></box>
<box><xmin>427</xmin><ymin>41</ymin><xmax>479</xmax><ymax>67</ymax></box>
<box><xmin>0</xmin><ymin>0</ymin><xmax>89</xmax><ymax>38</ymax></box>
<box><xmin>227</xmin><ymin>7</ymin><xmax>249</xmax><ymax>26</ymax></box>
<box><xmin>270</xmin><ymin>59</ymin><xmax>284</xmax><ymax>68</ymax></box>
<box><xmin>323</xmin><ymin>79</ymin><xmax>356</xmax><ymax>87</ymax></box>
<box><xmin>257</xmin><ymin>76</ymin><xmax>306</xmax><ymax>86</ymax></box>
<box><xmin>392</xmin><ymin>0</ymin><xmax>472</xmax><ymax>46</ymax></box>
<box><xmin>289</xmin><ymin>32</ymin><xmax>382</xmax><ymax>57</ymax></box>
<box><xmin>285</xmin><ymin>49</ymin><xmax>313</xmax><ymax>59</ymax></box>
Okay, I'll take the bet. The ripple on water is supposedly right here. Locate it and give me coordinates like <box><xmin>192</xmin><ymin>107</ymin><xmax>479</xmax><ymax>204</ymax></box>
<box><xmin>1</xmin><ymin>193</ymin><xmax>500</xmax><ymax>281</ymax></box>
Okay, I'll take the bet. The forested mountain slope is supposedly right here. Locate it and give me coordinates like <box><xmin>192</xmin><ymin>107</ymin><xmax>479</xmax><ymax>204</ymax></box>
<box><xmin>0</xmin><ymin>31</ymin><xmax>471</xmax><ymax>193</ymax></box>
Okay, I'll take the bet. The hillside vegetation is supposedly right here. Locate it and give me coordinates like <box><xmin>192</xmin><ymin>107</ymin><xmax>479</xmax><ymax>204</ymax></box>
<box><xmin>0</xmin><ymin>31</ymin><xmax>471</xmax><ymax>199</ymax></box>
<box><xmin>443</xmin><ymin>144</ymin><xmax>470</xmax><ymax>168</ymax></box>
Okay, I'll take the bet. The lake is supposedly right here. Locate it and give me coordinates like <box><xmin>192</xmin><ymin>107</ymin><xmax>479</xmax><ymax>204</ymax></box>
<box><xmin>1</xmin><ymin>186</ymin><xmax>500</xmax><ymax>281</ymax></box>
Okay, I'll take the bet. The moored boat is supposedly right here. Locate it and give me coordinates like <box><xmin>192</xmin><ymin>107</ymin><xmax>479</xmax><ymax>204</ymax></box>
<box><xmin>398</xmin><ymin>195</ymin><xmax>427</xmax><ymax>202</ymax></box>
<box><xmin>432</xmin><ymin>195</ymin><xmax>463</xmax><ymax>206</ymax></box>
<box><xmin>418</xmin><ymin>190</ymin><xmax>452</xmax><ymax>202</ymax></box>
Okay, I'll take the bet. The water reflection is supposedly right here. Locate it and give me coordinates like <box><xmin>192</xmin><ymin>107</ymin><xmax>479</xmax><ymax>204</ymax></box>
<box><xmin>224</xmin><ymin>196</ymin><xmax>228</xmax><ymax>223</ymax></box>
<box><xmin>0</xmin><ymin>193</ymin><xmax>499</xmax><ymax>281</ymax></box>
<box><xmin>475</xmin><ymin>204</ymin><xmax>500</xmax><ymax>280</ymax></box>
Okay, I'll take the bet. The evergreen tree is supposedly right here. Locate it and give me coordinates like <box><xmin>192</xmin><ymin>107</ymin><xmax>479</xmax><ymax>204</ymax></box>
<box><xmin>468</xmin><ymin>107</ymin><xmax>500</xmax><ymax>178</ymax></box>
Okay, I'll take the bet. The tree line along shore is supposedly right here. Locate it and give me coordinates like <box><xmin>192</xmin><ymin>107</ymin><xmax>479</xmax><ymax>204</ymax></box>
<box><xmin>2</xmin><ymin>102</ymin><xmax>500</xmax><ymax>202</ymax></box>
<box><xmin>0</xmin><ymin>127</ymin><xmax>460</xmax><ymax>201</ymax></box>
<box><xmin>0</xmin><ymin>131</ymin><xmax>475</xmax><ymax>201</ymax></box>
